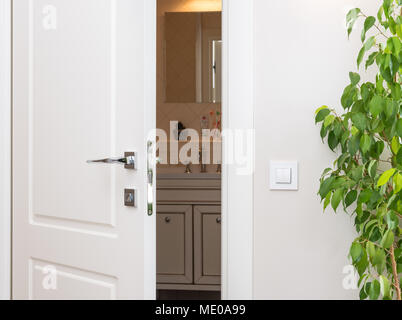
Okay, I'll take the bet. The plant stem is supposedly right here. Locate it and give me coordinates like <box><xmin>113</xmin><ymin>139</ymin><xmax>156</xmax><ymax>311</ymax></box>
<box><xmin>390</xmin><ymin>245</ymin><xmax>401</xmax><ymax>300</ymax></box>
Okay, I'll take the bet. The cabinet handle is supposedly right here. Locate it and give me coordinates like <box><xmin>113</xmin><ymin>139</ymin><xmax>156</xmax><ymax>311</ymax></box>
<box><xmin>165</xmin><ymin>217</ymin><xmax>171</xmax><ymax>223</ymax></box>
<box><xmin>216</xmin><ymin>217</ymin><xmax>221</xmax><ymax>224</ymax></box>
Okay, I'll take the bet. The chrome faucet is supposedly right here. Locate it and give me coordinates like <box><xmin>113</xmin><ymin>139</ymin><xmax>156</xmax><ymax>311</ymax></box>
<box><xmin>184</xmin><ymin>163</ymin><xmax>192</xmax><ymax>174</ymax></box>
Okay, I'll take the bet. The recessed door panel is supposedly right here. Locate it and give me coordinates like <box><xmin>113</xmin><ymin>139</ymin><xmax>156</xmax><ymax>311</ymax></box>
<box><xmin>194</xmin><ymin>205</ymin><xmax>221</xmax><ymax>285</ymax></box>
<box><xmin>32</xmin><ymin>0</ymin><xmax>114</xmax><ymax>226</ymax></box>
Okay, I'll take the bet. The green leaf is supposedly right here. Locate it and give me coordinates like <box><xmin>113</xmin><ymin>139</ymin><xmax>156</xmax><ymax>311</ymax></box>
<box><xmin>345</xmin><ymin>190</ymin><xmax>358</xmax><ymax>208</ymax></box>
<box><xmin>391</xmin><ymin>136</ymin><xmax>400</xmax><ymax>155</ymax></box>
<box><xmin>372</xmin><ymin>247</ymin><xmax>385</xmax><ymax>266</ymax></box>
<box><xmin>377</xmin><ymin>168</ymin><xmax>396</xmax><ymax>187</ymax></box>
<box><xmin>366</xmin><ymin>241</ymin><xmax>376</xmax><ymax>260</ymax></box>
<box><xmin>361</xmin><ymin>16</ymin><xmax>376</xmax><ymax>42</ymax></box>
<box><xmin>385</xmin><ymin>211</ymin><xmax>399</xmax><ymax>230</ymax></box>
<box><xmin>369</xmin><ymin>279</ymin><xmax>380</xmax><ymax>300</ymax></box>
<box><xmin>315</xmin><ymin>105</ymin><xmax>329</xmax><ymax>115</ymax></box>
<box><xmin>349</xmin><ymin>72</ymin><xmax>360</xmax><ymax>86</ymax></box>
<box><xmin>351</xmin><ymin>113</ymin><xmax>367</xmax><ymax>131</ymax></box>
<box><xmin>396</xmin><ymin>119</ymin><xmax>402</xmax><ymax>138</ymax></box>
<box><xmin>350</xmin><ymin>242</ymin><xmax>363</xmax><ymax>263</ymax></box>
<box><xmin>319</xmin><ymin>176</ymin><xmax>335</xmax><ymax>199</ymax></box>
<box><xmin>387</xmin><ymin>37</ymin><xmax>401</xmax><ymax>56</ymax></box>
<box><xmin>358</xmin><ymin>37</ymin><xmax>375</xmax><ymax>68</ymax></box>
<box><xmin>394</xmin><ymin>171</ymin><xmax>402</xmax><ymax>192</ymax></box>
<box><xmin>368</xmin><ymin>160</ymin><xmax>378</xmax><ymax>178</ymax></box>
<box><xmin>360</xmin><ymin>134</ymin><xmax>371</xmax><ymax>154</ymax></box>
<box><xmin>368</xmin><ymin>95</ymin><xmax>384</xmax><ymax>117</ymax></box>
<box><xmin>323</xmin><ymin>192</ymin><xmax>331</xmax><ymax>211</ymax></box>
<box><xmin>346</xmin><ymin>8</ymin><xmax>361</xmax><ymax>38</ymax></box>
<box><xmin>396</xmin><ymin>149</ymin><xmax>402</xmax><ymax>166</ymax></box>
<box><xmin>315</xmin><ymin>108</ymin><xmax>330</xmax><ymax>123</ymax></box>
<box><xmin>328</xmin><ymin>131</ymin><xmax>339</xmax><ymax>151</ymax></box>
<box><xmin>341</xmin><ymin>85</ymin><xmax>358</xmax><ymax>109</ymax></box>
<box><xmin>331</xmin><ymin>189</ymin><xmax>343</xmax><ymax>212</ymax></box>
<box><xmin>365</xmin><ymin>51</ymin><xmax>378</xmax><ymax>69</ymax></box>
<box><xmin>379</xmin><ymin>276</ymin><xmax>391</xmax><ymax>299</ymax></box>
<box><xmin>380</xmin><ymin>230</ymin><xmax>394</xmax><ymax>249</ymax></box>
<box><xmin>358</xmin><ymin>190</ymin><xmax>372</xmax><ymax>204</ymax></box>
<box><xmin>324</xmin><ymin>114</ymin><xmax>335</xmax><ymax>128</ymax></box>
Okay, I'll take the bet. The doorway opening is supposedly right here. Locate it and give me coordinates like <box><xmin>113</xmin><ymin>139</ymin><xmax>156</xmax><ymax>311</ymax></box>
<box><xmin>155</xmin><ymin>0</ymin><xmax>222</xmax><ymax>301</ymax></box>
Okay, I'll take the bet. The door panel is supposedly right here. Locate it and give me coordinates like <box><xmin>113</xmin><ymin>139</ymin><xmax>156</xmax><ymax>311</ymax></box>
<box><xmin>194</xmin><ymin>206</ymin><xmax>221</xmax><ymax>285</ymax></box>
<box><xmin>32</xmin><ymin>0</ymin><xmax>114</xmax><ymax>226</ymax></box>
<box><xmin>156</xmin><ymin>205</ymin><xmax>192</xmax><ymax>284</ymax></box>
<box><xmin>13</xmin><ymin>0</ymin><xmax>156</xmax><ymax>299</ymax></box>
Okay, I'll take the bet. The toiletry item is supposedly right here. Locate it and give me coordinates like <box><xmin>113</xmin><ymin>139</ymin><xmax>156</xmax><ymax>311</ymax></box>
<box><xmin>209</xmin><ymin>110</ymin><xmax>215</xmax><ymax>129</ymax></box>
<box><xmin>216</xmin><ymin>111</ymin><xmax>221</xmax><ymax>130</ymax></box>
<box><xmin>200</xmin><ymin>116</ymin><xmax>209</xmax><ymax>135</ymax></box>
<box><xmin>172</xmin><ymin>121</ymin><xmax>186</xmax><ymax>140</ymax></box>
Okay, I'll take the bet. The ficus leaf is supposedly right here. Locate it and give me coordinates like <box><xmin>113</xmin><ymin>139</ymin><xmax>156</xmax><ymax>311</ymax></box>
<box><xmin>379</xmin><ymin>275</ymin><xmax>391</xmax><ymax>299</ymax></box>
<box><xmin>324</xmin><ymin>114</ymin><xmax>335</xmax><ymax>128</ymax></box>
<box><xmin>345</xmin><ymin>190</ymin><xmax>358</xmax><ymax>208</ymax></box>
<box><xmin>350</xmin><ymin>242</ymin><xmax>363</xmax><ymax>263</ymax></box>
<box><xmin>368</xmin><ymin>160</ymin><xmax>378</xmax><ymax>178</ymax></box>
<box><xmin>331</xmin><ymin>189</ymin><xmax>343</xmax><ymax>212</ymax></box>
<box><xmin>349</xmin><ymin>72</ymin><xmax>360</xmax><ymax>86</ymax></box>
<box><xmin>377</xmin><ymin>168</ymin><xmax>396</xmax><ymax>187</ymax></box>
<box><xmin>391</xmin><ymin>136</ymin><xmax>400</xmax><ymax>155</ymax></box>
<box><xmin>319</xmin><ymin>176</ymin><xmax>335</xmax><ymax>199</ymax></box>
<box><xmin>360</xmin><ymin>134</ymin><xmax>371</xmax><ymax>154</ymax></box>
<box><xmin>369</xmin><ymin>280</ymin><xmax>380</xmax><ymax>300</ymax></box>
<box><xmin>385</xmin><ymin>211</ymin><xmax>398</xmax><ymax>230</ymax></box>
<box><xmin>351</xmin><ymin>113</ymin><xmax>367</xmax><ymax>131</ymax></box>
<box><xmin>380</xmin><ymin>230</ymin><xmax>394</xmax><ymax>249</ymax></box>
<box><xmin>347</xmin><ymin>8</ymin><xmax>361</xmax><ymax>38</ymax></box>
<box><xmin>315</xmin><ymin>108</ymin><xmax>330</xmax><ymax>123</ymax></box>
<box><xmin>366</xmin><ymin>242</ymin><xmax>376</xmax><ymax>260</ymax></box>
<box><xmin>361</xmin><ymin>16</ymin><xmax>376</xmax><ymax>42</ymax></box>
<box><xmin>368</xmin><ymin>95</ymin><xmax>384</xmax><ymax>117</ymax></box>
<box><xmin>315</xmin><ymin>105</ymin><xmax>329</xmax><ymax>115</ymax></box>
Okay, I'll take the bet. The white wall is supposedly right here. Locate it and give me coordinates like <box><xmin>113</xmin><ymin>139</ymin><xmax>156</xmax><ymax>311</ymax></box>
<box><xmin>0</xmin><ymin>0</ymin><xmax>11</xmax><ymax>300</ymax></box>
<box><xmin>253</xmin><ymin>0</ymin><xmax>378</xmax><ymax>299</ymax></box>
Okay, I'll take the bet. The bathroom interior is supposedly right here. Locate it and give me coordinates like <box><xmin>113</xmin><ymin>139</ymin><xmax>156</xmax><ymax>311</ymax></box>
<box><xmin>156</xmin><ymin>0</ymin><xmax>222</xmax><ymax>300</ymax></box>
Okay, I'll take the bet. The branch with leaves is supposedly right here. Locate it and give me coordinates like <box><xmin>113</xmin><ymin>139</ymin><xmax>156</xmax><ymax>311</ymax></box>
<box><xmin>316</xmin><ymin>0</ymin><xmax>402</xmax><ymax>300</ymax></box>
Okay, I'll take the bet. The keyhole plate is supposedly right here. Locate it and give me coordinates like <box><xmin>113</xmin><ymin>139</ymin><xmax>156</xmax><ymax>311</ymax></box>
<box><xmin>124</xmin><ymin>189</ymin><xmax>136</xmax><ymax>207</ymax></box>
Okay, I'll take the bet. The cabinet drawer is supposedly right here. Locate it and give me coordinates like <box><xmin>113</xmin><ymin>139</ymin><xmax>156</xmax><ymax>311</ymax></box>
<box><xmin>156</xmin><ymin>205</ymin><xmax>193</xmax><ymax>284</ymax></box>
<box><xmin>194</xmin><ymin>206</ymin><xmax>221</xmax><ymax>285</ymax></box>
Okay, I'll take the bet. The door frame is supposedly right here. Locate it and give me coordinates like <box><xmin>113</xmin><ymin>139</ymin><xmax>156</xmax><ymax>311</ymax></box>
<box><xmin>0</xmin><ymin>0</ymin><xmax>255</xmax><ymax>300</ymax></box>
<box><xmin>0</xmin><ymin>0</ymin><xmax>11</xmax><ymax>301</ymax></box>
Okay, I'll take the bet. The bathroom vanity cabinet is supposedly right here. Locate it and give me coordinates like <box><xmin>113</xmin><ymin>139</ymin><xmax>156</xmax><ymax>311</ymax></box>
<box><xmin>156</xmin><ymin>174</ymin><xmax>221</xmax><ymax>292</ymax></box>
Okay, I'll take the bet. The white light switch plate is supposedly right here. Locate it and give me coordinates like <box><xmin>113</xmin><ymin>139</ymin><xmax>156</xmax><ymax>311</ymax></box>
<box><xmin>270</xmin><ymin>161</ymin><xmax>298</xmax><ymax>190</ymax></box>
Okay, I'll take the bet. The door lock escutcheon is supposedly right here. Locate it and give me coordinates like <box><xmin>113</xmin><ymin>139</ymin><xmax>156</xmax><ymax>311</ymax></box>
<box><xmin>124</xmin><ymin>189</ymin><xmax>137</xmax><ymax>207</ymax></box>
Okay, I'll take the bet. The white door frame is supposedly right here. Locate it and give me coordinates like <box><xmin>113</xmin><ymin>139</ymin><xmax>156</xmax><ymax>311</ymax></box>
<box><xmin>0</xmin><ymin>0</ymin><xmax>12</xmax><ymax>301</ymax></box>
<box><xmin>0</xmin><ymin>0</ymin><xmax>254</xmax><ymax>300</ymax></box>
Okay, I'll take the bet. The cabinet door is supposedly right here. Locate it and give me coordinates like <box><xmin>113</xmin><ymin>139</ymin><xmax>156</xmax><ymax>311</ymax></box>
<box><xmin>194</xmin><ymin>206</ymin><xmax>221</xmax><ymax>285</ymax></box>
<box><xmin>157</xmin><ymin>205</ymin><xmax>192</xmax><ymax>284</ymax></box>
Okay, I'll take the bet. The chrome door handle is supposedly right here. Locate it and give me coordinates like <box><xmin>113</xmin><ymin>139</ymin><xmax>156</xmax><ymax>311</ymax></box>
<box><xmin>87</xmin><ymin>152</ymin><xmax>137</xmax><ymax>169</ymax></box>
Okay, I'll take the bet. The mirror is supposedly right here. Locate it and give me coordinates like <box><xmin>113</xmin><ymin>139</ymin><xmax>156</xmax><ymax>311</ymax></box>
<box><xmin>164</xmin><ymin>12</ymin><xmax>222</xmax><ymax>103</ymax></box>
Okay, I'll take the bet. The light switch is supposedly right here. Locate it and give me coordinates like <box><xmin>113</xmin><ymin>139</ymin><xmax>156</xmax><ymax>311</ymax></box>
<box><xmin>270</xmin><ymin>161</ymin><xmax>298</xmax><ymax>190</ymax></box>
<box><xmin>275</xmin><ymin>168</ymin><xmax>292</xmax><ymax>184</ymax></box>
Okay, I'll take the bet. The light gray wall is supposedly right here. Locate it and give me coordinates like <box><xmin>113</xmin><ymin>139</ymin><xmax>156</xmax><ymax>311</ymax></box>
<box><xmin>253</xmin><ymin>0</ymin><xmax>378</xmax><ymax>299</ymax></box>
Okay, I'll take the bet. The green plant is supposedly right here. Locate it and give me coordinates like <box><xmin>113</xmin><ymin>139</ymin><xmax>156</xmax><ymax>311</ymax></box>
<box><xmin>315</xmin><ymin>0</ymin><xmax>401</xmax><ymax>300</ymax></box>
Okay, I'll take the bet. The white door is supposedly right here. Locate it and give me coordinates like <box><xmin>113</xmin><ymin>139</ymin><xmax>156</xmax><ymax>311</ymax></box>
<box><xmin>12</xmin><ymin>0</ymin><xmax>156</xmax><ymax>300</ymax></box>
